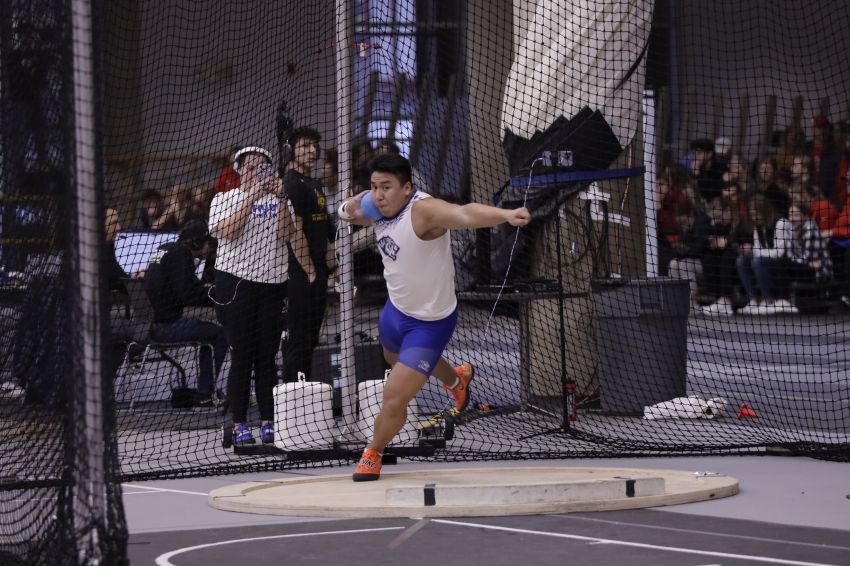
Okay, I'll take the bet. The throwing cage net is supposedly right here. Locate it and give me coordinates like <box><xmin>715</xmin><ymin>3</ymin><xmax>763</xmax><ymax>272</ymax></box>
<box><xmin>3</xmin><ymin>0</ymin><xmax>850</xmax><ymax>562</ymax></box>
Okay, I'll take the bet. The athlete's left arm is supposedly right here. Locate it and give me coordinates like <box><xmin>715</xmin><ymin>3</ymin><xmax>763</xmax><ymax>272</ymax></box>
<box><xmin>413</xmin><ymin>198</ymin><xmax>531</xmax><ymax>234</ymax></box>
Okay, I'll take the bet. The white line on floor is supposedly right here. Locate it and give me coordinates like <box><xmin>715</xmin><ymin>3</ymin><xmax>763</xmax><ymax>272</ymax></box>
<box><xmin>123</xmin><ymin>484</ymin><xmax>208</xmax><ymax>496</ymax></box>
<box><xmin>553</xmin><ymin>514</ymin><xmax>850</xmax><ymax>551</ymax></box>
<box><xmin>433</xmin><ymin>519</ymin><xmax>840</xmax><ymax>566</ymax></box>
<box><xmin>154</xmin><ymin>527</ymin><xmax>405</xmax><ymax>566</ymax></box>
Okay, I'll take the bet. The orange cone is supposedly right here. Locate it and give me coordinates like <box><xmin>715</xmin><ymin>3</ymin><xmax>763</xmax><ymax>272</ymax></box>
<box><xmin>738</xmin><ymin>403</ymin><xmax>757</xmax><ymax>418</ymax></box>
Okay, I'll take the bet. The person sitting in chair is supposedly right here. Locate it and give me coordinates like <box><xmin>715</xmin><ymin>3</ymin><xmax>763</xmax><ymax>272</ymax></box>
<box><xmin>143</xmin><ymin>219</ymin><xmax>229</xmax><ymax>406</ymax></box>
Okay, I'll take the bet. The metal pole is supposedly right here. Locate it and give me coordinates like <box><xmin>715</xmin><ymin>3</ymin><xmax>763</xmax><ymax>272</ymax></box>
<box><xmin>643</xmin><ymin>89</ymin><xmax>658</xmax><ymax>277</ymax></box>
<box><xmin>71</xmin><ymin>0</ymin><xmax>107</xmax><ymax>562</ymax></box>
<box><xmin>335</xmin><ymin>0</ymin><xmax>358</xmax><ymax>431</ymax></box>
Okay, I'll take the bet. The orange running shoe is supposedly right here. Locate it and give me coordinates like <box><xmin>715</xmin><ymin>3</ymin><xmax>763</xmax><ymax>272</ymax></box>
<box><xmin>442</xmin><ymin>363</ymin><xmax>474</xmax><ymax>412</ymax></box>
<box><xmin>352</xmin><ymin>448</ymin><xmax>383</xmax><ymax>482</ymax></box>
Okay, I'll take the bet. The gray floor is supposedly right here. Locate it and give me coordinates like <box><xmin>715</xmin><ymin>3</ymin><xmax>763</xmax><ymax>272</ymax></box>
<box><xmin>125</xmin><ymin>454</ymin><xmax>850</xmax><ymax>566</ymax></box>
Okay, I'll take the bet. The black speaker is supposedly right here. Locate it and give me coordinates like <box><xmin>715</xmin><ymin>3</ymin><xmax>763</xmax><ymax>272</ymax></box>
<box><xmin>310</xmin><ymin>342</ymin><xmax>389</xmax><ymax>415</ymax></box>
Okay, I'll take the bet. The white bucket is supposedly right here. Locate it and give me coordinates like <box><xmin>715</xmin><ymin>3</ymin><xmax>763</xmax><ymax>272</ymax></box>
<box><xmin>356</xmin><ymin>370</ymin><xmax>420</xmax><ymax>443</ymax></box>
<box><xmin>273</xmin><ymin>373</ymin><xmax>336</xmax><ymax>450</ymax></box>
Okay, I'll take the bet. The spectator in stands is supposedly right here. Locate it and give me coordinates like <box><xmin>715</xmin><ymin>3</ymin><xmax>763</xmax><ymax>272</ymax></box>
<box><xmin>134</xmin><ymin>189</ymin><xmax>166</xmax><ymax>230</ymax></box>
<box><xmin>666</xmin><ymin>202</ymin><xmax>709</xmax><ymax>311</ymax></box>
<box><xmin>737</xmin><ymin>198</ymin><xmax>830</xmax><ymax>314</ymax></box>
<box><xmin>338</xmin><ymin>153</ymin><xmax>530</xmax><ymax>481</ymax></box>
<box><xmin>209</xmin><ymin>146</ymin><xmax>290</xmax><ymax>445</ymax></box>
<box><xmin>321</xmin><ymin>148</ymin><xmax>342</xmax><ymax>224</ymax></box>
<box><xmin>154</xmin><ymin>180</ymin><xmax>199</xmax><ymax>231</ymax></box>
<box><xmin>214</xmin><ymin>145</ymin><xmax>242</xmax><ymax>194</ymax></box>
<box><xmin>143</xmin><ymin>220</ymin><xmax>228</xmax><ymax>406</ymax></box>
<box><xmin>700</xmin><ymin>186</ymin><xmax>745</xmax><ymax>316</ymax></box>
<box><xmin>722</xmin><ymin>153</ymin><xmax>752</xmax><ymax>213</ymax></box>
<box><xmin>809</xmin><ymin>116</ymin><xmax>842</xmax><ymax>204</ymax></box>
<box><xmin>375</xmin><ymin>139</ymin><xmax>401</xmax><ymax>156</ymax></box>
<box><xmin>283</xmin><ymin>128</ymin><xmax>338</xmax><ymax>386</ymax></box>
<box><xmin>104</xmin><ymin>207</ymin><xmax>127</xmax><ymax>293</ymax></box>
<box><xmin>787</xmin><ymin>154</ymin><xmax>814</xmax><ymax>211</ymax></box>
<box><xmin>834</xmin><ymin>119</ymin><xmax>850</xmax><ymax>206</ymax></box>
<box><xmin>656</xmin><ymin>163</ymin><xmax>697</xmax><ymax>275</ymax></box>
<box><xmin>352</xmin><ymin>137</ymin><xmax>374</xmax><ymax>193</ymax></box>
<box><xmin>823</xmin><ymin>182</ymin><xmax>850</xmax><ymax>303</ymax></box>
<box><xmin>187</xmin><ymin>182</ymin><xmax>213</xmax><ymax>222</ymax></box>
<box><xmin>736</xmin><ymin>193</ymin><xmax>791</xmax><ymax>314</ymax></box>
<box><xmin>754</xmin><ymin>156</ymin><xmax>790</xmax><ymax>217</ymax></box>
<box><xmin>774</xmin><ymin>125</ymin><xmax>806</xmax><ymax>173</ymax></box>
<box><xmin>808</xmin><ymin>184</ymin><xmax>838</xmax><ymax>233</ymax></box>
<box><xmin>687</xmin><ymin>138</ymin><xmax>726</xmax><ymax>203</ymax></box>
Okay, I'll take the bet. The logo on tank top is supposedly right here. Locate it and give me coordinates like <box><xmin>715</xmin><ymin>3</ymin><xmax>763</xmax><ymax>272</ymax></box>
<box><xmin>252</xmin><ymin>202</ymin><xmax>278</xmax><ymax>218</ymax></box>
<box><xmin>377</xmin><ymin>235</ymin><xmax>400</xmax><ymax>260</ymax></box>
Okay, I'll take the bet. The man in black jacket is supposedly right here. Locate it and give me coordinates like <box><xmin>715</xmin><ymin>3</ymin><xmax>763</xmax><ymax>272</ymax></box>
<box><xmin>143</xmin><ymin>220</ymin><xmax>228</xmax><ymax>404</ymax></box>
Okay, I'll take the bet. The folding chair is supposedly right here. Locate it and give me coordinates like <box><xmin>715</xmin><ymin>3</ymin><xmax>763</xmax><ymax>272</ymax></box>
<box><xmin>116</xmin><ymin>277</ymin><xmax>216</xmax><ymax>409</ymax></box>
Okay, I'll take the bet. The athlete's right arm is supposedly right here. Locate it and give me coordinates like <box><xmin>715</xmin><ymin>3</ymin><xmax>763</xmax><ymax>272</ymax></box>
<box><xmin>339</xmin><ymin>191</ymin><xmax>376</xmax><ymax>226</ymax></box>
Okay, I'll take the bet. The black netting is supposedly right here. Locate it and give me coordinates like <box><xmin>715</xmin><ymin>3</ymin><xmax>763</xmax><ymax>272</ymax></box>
<box><xmin>1</xmin><ymin>0</ymin><xmax>128</xmax><ymax>564</ymax></box>
<box><xmin>4</xmin><ymin>1</ymin><xmax>850</xmax><ymax>561</ymax></box>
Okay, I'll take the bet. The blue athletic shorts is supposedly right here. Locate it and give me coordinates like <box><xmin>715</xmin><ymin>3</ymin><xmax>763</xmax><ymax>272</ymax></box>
<box><xmin>378</xmin><ymin>300</ymin><xmax>458</xmax><ymax>377</ymax></box>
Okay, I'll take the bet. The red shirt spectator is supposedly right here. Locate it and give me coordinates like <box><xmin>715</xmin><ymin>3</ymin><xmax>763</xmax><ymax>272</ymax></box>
<box><xmin>810</xmin><ymin>197</ymin><xmax>837</xmax><ymax>231</ymax></box>
<box><xmin>214</xmin><ymin>165</ymin><xmax>240</xmax><ymax>193</ymax></box>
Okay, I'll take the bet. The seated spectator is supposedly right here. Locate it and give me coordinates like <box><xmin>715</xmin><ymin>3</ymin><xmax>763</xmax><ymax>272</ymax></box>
<box><xmin>754</xmin><ymin>156</ymin><xmax>790</xmax><ymax>216</ymax></box>
<box><xmin>665</xmin><ymin>203</ymin><xmax>709</xmax><ymax>310</ymax></box>
<box><xmin>774</xmin><ymin>125</ymin><xmax>806</xmax><ymax>173</ymax></box>
<box><xmin>807</xmin><ymin>184</ymin><xmax>838</xmax><ymax>232</ymax></box>
<box><xmin>824</xmin><ymin>189</ymin><xmax>850</xmax><ymax>301</ymax></box>
<box><xmin>738</xmin><ymin>198</ymin><xmax>831</xmax><ymax>314</ymax></box>
<box><xmin>736</xmin><ymin>193</ymin><xmax>790</xmax><ymax>314</ymax></box>
<box><xmin>134</xmin><ymin>189</ymin><xmax>165</xmax><ymax>230</ymax></box>
<box><xmin>700</xmin><ymin>190</ymin><xmax>745</xmax><ymax>316</ymax></box>
<box><xmin>657</xmin><ymin>163</ymin><xmax>697</xmax><ymax>274</ymax></box>
<box><xmin>154</xmin><ymin>180</ymin><xmax>201</xmax><ymax>231</ymax></box>
<box><xmin>687</xmin><ymin>138</ymin><xmax>726</xmax><ymax>203</ymax></box>
<box><xmin>787</xmin><ymin>154</ymin><xmax>814</xmax><ymax>210</ymax></box>
<box><xmin>375</xmin><ymin>139</ymin><xmax>401</xmax><ymax>156</ymax></box>
<box><xmin>809</xmin><ymin>115</ymin><xmax>842</xmax><ymax>204</ymax></box>
<box><xmin>142</xmin><ymin>219</ymin><xmax>228</xmax><ymax>405</ymax></box>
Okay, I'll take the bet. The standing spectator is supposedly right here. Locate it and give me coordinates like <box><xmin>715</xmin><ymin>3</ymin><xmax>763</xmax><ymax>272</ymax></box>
<box><xmin>134</xmin><ymin>189</ymin><xmax>165</xmax><ymax>230</ymax></box>
<box><xmin>143</xmin><ymin>220</ymin><xmax>228</xmax><ymax>405</ymax></box>
<box><xmin>209</xmin><ymin>146</ymin><xmax>290</xmax><ymax>445</ymax></box>
<box><xmin>283</xmin><ymin>128</ymin><xmax>338</xmax><ymax>384</ymax></box>
<box><xmin>214</xmin><ymin>145</ymin><xmax>242</xmax><ymax>194</ymax></box>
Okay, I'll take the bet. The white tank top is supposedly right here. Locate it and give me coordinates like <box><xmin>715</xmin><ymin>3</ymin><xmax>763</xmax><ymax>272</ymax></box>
<box><xmin>374</xmin><ymin>192</ymin><xmax>457</xmax><ymax>320</ymax></box>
